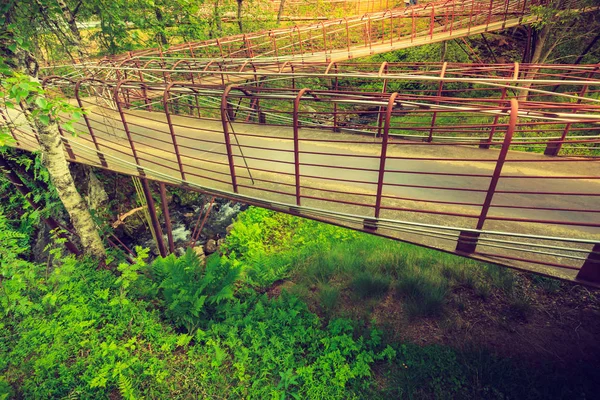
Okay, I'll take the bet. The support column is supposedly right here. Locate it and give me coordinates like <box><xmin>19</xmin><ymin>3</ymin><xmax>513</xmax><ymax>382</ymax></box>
<box><xmin>576</xmin><ymin>244</ymin><xmax>600</xmax><ymax>285</ymax></box>
<box><xmin>140</xmin><ymin>178</ymin><xmax>167</xmax><ymax>258</ymax></box>
<box><xmin>159</xmin><ymin>183</ymin><xmax>175</xmax><ymax>254</ymax></box>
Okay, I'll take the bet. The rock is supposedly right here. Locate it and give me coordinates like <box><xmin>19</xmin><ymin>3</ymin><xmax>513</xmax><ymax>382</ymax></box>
<box><xmin>226</xmin><ymin>224</ymin><xmax>235</xmax><ymax>234</ymax></box>
<box><xmin>193</xmin><ymin>246</ymin><xmax>206</xmax><ymax>262</ymax></box>
<box><xmin>205</xmin><ymin>239</ymin><xmax>218</xmax><ymax>254</ymax></box>
<box><xmin>173</xmin><ymin>191</ymin><xmax>203</xmax><ymax>207</ymax></box>
<box><xmin>217</xmin><ymin>238</ymin><xmax>225</xmax><ymax>251</ymax></box>
<box><xmin>86</xmin><ymin>169</ymin><xmax>109</xmax><ymax>211</ymax></box>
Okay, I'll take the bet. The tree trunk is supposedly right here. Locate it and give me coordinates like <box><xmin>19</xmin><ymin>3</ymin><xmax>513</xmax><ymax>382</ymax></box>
<box><xmin>154</xmin><ymin>7</ymin><xmax>168</xmax><ymax>45</ymax></box>
<box><xmin>520</xmin><ymin>24</ymin><xmax>550</xmax><ymax>100</ymax></box>
<box><xmin>440</xmin><ymin>41</ymin><xmax>447</xmax><ymax>62</ymax></box>
<box><xmin>211</xmin><ymin>0</ymin><xmax>223</xmax><ymax>38</ymax></box>
<box><xmin>237</xmin><ymin>0</ymin><xmax>243</xmax><ymax>33</ymax></box>
<box><xmin>277</xmin><ymin>0</ymin><xmax>287</xmax><ymax>25</ymax></box>
<box><xmin>1</xmin><ymin>7</ymin><xmax>106</xmax><ymax>260</ymax></box>
<box><xmin>57</xmin><ymin>0</ymin><xmax>82</xmax><ymax>42</ymax></box>
<box><xmin>26</xmin><ymin>107</ymin><xmax>106</xmax><ymax>259</ymax></box>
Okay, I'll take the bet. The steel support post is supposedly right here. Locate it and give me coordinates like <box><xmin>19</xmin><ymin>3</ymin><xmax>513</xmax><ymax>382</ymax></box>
<box><xmin>114</xmin><ymin>80</ymin><xmax>144</xmax><ymax>176</ymax></box>
<box><xmin>456</xmin><ymin>99</ymin><xmax>518</xmax><ymax>253</ymax></box>
<box><xmin>159</xmin><ymin>182</ymin><xmax>175</xmax><ymax>254</ymax></box>
<box><xmin>544</xmin><ymin>66</ymin><xmax>598</xmax><ymax>156</ymax></box>
<box><xmin>428</xmin><ymin>62</ymin><xmax>447</xmax><ymax>142</ymax></box>
<box><xmin>75</xmin><ymin>79</ymin><xmax>108</xmax><ymax>167</ymax></box>
<box><xmin>141</xmin><ymin>178</ymin><xmax>167</xmax><ymax>258</ymax></box>
<box><xmin>576</xmin><ymin>244</ymin><xmax>600</xmax><ymax>284</ymax></box>
<box><xmin>163</xmin><ymin>83</ymin><xmax>186</xmax><ymax>181</ymax></box>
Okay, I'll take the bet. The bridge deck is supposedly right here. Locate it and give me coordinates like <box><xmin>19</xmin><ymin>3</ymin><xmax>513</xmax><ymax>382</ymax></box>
<box><xmin>8</xmin><ymin>101</ymin><xmax>600</xmax><ymax>283</ymax></box>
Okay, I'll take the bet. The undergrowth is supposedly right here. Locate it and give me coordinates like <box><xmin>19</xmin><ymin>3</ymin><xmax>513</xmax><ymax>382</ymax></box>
<box><xmin>1</xmin><ymin>205</ymin><xmax>596</xmax><ymax>398</ymax></box>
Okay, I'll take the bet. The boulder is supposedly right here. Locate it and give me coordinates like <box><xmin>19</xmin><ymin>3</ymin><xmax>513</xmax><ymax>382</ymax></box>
<box><xmin>226</xmin><ymin>223</ymin><xmax>235</xmax><ymax>235</ymax></box>
<box><xmin>193</xmin><ymin>246</ymin><xmax>206</xmax><ymax>262</ymax></box>
<box><xmin>205</xmin><ymin>239</ymin><xmax>218</xmax><ymax>254</ymax></box>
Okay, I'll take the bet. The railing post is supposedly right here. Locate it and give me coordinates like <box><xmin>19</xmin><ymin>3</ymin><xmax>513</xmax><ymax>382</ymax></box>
<box><xmin>374</xmin><ymin>92</ymin><xmax>399</xmax><ymax>219</ymax></box>
<box><xmin>456</xmin><ymin>99</ymin><xmax>518</xmax><ymax>253</ymax></box>
<box><xmin>221</xmin><ymin>85</ymin><xmax>239</xmax><ymax>193</ymax></box>
<box><xmin>429</xmin><ymin>6</ymin><xmax>435</xmax><ymax>39</ymax></box>
<box><xmin>114</xmin><ymin>80</ymin><xmax>143</xmax><ymax>175</ymax></box>
<box><xmin>293</xmin><ymin>88</ymin><xmax>310</xmax><ymax>206</ymax></box>
<box><xmin>75</xmin><ymin>79</ymin><xmax>108</xmax><ymax>167</ymax></box>
<box><xmin>325</xmin><ymin>62</ymin><xmax>340</xmax><ymax>132</ymax></box>
<box><xmin>482</xmin><ymin>62</ymin><xmax>518</xmax><ymax>149</ymax></box>
<box><xmin>376</xmin><ymin>62</ymin><xmax>388</xmax><ymax>137</ymax></box>
<box><xmin>163</xmin><ymin>83</ymin><xmax>186</xmax><ymax>181</ymax></box>
<box><xmin>544</xmin><ymin>65</ymin><xmax>598</xmax><ymax>156</ymax></box>
<box><xmin>0</xmin><ymin>108</ymin><xmax>19</xmax><ymax>146</ymax></box>
<box><xmin>428</xmin><ymin>62</ymin><xmax>447</xmax><ymax>142</ymax></box>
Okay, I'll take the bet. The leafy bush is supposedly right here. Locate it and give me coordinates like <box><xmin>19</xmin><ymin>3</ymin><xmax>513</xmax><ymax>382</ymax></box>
<box><xmin>150</xmin><ymin>249</ymin><xmax>241</xmax><ymax>333</ymax></box>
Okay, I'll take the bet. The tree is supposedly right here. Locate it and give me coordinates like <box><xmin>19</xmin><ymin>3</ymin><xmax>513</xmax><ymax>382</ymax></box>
<box><xmin>1</xmin><ymin>0</ymin><xmax>106</xmax><ymax>259</ymax></box>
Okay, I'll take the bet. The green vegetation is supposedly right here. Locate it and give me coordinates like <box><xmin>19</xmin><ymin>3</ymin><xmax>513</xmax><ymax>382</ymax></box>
<box><xmin>2</xmin><ymin>204</ymin><xmax>598</xmax><ymax>398</ymax></box>
<box><xmin>2</xmin><ymin>205</ymin><xmax>599</xmax><ymax>398</ymax></box>
<box><xmin>2</xmin><ymin>0</ymin><xmax>600</xmax><ymax>398</ymax></box>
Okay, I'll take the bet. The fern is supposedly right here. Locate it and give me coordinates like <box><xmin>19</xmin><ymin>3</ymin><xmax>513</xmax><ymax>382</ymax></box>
<box><xmin>150</xmin><ymin>248</ymin><xmax>241</xmax><ymax>332</ymax></box>
<box><xmin>118</xmin><ymin>374</ymin><xmax>136</xmax><ymax>400</ymax></box>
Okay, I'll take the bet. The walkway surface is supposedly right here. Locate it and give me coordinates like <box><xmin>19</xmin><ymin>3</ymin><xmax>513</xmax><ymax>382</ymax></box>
<box><xmin>6</xmin><ymin>96</ymin><xmax>600</xmax><ymax>284</ymax></box>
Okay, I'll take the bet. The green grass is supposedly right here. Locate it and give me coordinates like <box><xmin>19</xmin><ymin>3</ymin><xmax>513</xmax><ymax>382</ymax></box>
<box><xmin>395</xmin><ymin>266</ymin><xmax>449</xmax><ymax>318</ymax></box>
<box><xmin>222</xmin><ymin>206</ymin><xmax>523</xmax><ymax>322</ymax></box>
<box><xmin>351</xmin><ymin>272</ymin><xmax>391</xmax><ymax>299</ymax></box>
<box><xmin>532</xmin><ymin>275</ymin><xmax>562</xmax><ymax>294</ymax></box>
<box><xmin>318</xmin><ymin>283</ymin><xmax>341</xmax><ymax>314</ymax></box>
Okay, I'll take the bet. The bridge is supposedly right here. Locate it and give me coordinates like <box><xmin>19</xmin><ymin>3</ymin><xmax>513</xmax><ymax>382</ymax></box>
<box><xmin>85</xmin><ymin>0</ymin><xmax>557</xmax><ymax>66</ymax></box>
<box><xmin>4</xmin><ymin>0</ymin><xmax>600</xmax><ymax>286</ymax></box>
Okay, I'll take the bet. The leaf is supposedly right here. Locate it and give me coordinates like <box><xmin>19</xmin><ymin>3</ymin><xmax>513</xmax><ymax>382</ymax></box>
<box><xmin>38</xmin><ymin>114</ymin><xmax>50</xmax><ymax>126</ymax></box>
<box><xmin>62</xmin><ymin>123</ymin><xmax>75</xmax><ymax>134</ymax></box>
<box><xmin>176</xmin><ymin>334</ymin><xmax>193</xmax><ymax>347</ymax></box>
<box><xmin>34</xmin><ymin>97</ymin><xmax>47</xmax><ymax>109</ymax></box>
